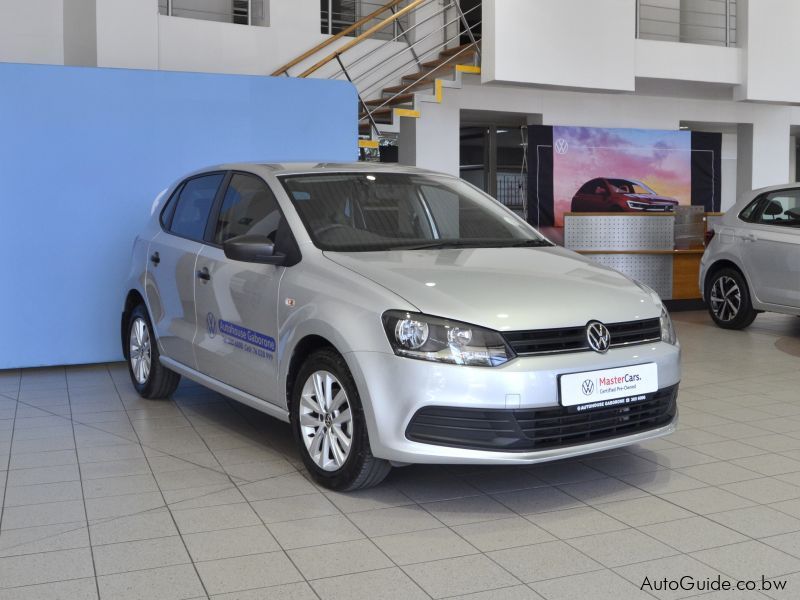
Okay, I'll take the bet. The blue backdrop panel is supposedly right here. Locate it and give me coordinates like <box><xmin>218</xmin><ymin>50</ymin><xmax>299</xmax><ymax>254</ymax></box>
<box><xmin>0</xmin><ymin>63</ymin><xmax>357</xmax><ymax>369</ymax></box>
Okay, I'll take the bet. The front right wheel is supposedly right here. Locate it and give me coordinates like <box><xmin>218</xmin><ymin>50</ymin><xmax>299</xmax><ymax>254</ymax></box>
<box><xmin>291</xmin><ymin>348</ymin><xmax>390</xmax><ymax>491</ymax></box>
<box><xmin>706</xmin><ymin>268</ymin><xmax>757</xmax><ymax>330</ymax></box>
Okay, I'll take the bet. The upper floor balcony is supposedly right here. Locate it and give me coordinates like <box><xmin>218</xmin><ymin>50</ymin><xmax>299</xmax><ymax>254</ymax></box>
<box><xmin>637</xmin><ymin>0</ymin><xmax>737</xmax><ymax>47</ymax></box>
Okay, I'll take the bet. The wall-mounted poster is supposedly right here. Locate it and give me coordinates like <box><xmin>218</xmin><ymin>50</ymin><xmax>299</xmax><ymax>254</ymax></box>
<box><xmin>528</xmin><ymin>125</ymin><xmax>722</xmax><ymax>228</ymax></box>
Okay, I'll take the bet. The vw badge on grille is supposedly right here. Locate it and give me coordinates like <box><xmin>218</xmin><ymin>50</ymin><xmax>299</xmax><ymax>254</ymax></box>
<box><xmin>586</xmin><ymin>321</ymin><xmax>610</xmax><ymax>353</ymax></box>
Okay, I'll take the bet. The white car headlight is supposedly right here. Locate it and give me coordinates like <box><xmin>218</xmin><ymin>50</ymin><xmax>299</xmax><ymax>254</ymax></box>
<box><xmin>382</xmin><ymin>311</ymin><xmax>514</xmax><ymax>367</ymax></box>
<box><xmin>660</xmin><ymin>306</ymin><xmax>677</xmax><ymax>345</ymax></box>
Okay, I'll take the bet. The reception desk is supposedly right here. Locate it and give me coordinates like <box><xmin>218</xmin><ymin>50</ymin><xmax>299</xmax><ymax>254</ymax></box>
<box><xmin>563</xmin><ymin>213</ymin><xmax>705</xmax><ymax>301</ymax></box>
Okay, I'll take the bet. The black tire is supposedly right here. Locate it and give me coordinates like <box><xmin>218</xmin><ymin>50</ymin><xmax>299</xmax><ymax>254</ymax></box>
<box><xmin>125</xmin><ymin>304</ymin><xmax>180</xmax><ymax>398</ymax></box>
<box><xmin>705</xmin><ymin>267</ymin><xmax>758</xmax><ymax>330</ymax></box>
<box><xmin>291</xmin><ymin>348</ymin><xmax>390</xmax><ymax>491</ymax></box>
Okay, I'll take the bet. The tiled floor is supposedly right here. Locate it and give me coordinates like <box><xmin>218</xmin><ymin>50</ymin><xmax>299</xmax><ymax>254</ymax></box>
<box><xmin>1</xmin><ymin>311</ymin><xmax>800</xmax><ymax>599</ymax></box>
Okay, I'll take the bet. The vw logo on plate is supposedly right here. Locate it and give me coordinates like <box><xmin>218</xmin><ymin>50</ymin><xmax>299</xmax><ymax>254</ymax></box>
<box><xmin>554</xmin><ymin>138</ymin><xmax>569</xmax><ymax>154</ymax></box>
<box><xmin>586</xmin><ymin>321</ymin><xmax>611</xmax><ymax>353</ymax></box>
<box><xmin>581</xmin><ymin>379</ymin><xmax>595</xmax><ymax>396</ymax></box>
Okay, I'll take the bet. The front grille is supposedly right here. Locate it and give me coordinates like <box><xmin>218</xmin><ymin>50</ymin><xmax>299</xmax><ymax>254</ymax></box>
<box><xmin>405</xmin><ymin>385</ymin><xmax>677</xmax><ymax>452</ymax></box>
<box><xmin>503</xmin><ymin>318</ymin><xmax>661</xmax><ymax>356</ymax></box>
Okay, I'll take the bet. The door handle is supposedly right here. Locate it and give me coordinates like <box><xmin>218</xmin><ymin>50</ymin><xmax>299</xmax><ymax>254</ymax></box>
<box><xmin>196</xmin><ymin>267</ymin><xmax>211</xmax><ymax>282</ymax></box>
<box><xmin>150</xmin><ymin>252</ymin><xmax>160</xmax><ymax>265</ymax></box>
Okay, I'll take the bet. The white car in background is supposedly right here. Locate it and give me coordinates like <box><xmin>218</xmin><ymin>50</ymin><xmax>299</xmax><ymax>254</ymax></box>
<box><xmin>701</xmin><ymin>184</ymin><xmax>800</xmax><ymax>329</ymax></box>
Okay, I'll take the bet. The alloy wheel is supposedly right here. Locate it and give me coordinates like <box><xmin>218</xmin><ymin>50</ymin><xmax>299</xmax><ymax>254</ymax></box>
<box><xmin>129</xmin><ymin>317</ymin><xmax>152</xmax><ymax>384</ymax></box>
<box><xmin>710</xmin><ymin>275</ymin><xmax>741</xmax><ymax>322</ymax></box>
<box><xmin>299</xmin><ymin>370</ymin><xmax>354</xmax><ymax>471</ymax></box>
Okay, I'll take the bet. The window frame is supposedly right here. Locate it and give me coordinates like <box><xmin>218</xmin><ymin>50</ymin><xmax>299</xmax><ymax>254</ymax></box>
<box><xmin>204</xmin><ymin>170</ymin><xmax>293</xmax><ymax>251</ymax></box>
<box><xmin>741</xmin><ymin>187</ymin><xmax>800</xmax><ymax>226</ymax></box>
<box><xmin>162</xmin><ymin>171</ymin><xmax>228</xmax><ymax>244</ymax></box>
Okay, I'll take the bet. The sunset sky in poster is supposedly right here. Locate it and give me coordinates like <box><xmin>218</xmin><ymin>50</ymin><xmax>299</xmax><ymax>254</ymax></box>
<box><xmin>551</xmin><ymin>126</ymin><xmax>691</xmax><ymax>226</ymax></box>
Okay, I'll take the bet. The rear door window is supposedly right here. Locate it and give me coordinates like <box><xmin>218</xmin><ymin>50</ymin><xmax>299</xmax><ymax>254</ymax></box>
<box><xmin>169</xmin><ymin>174</ymin><xmax>224</xmax><ymax>241</ymax></box>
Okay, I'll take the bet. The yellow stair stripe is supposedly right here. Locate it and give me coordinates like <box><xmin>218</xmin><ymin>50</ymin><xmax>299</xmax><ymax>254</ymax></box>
<box><xmin>435</xmin><ymin>79</ymin><xmax>443</xmax><ymax>103</ymax></box>
<box><xmin>455</xmin><ymin>65</ymin><xmax>481</xmax><ymax>74</ymax></box>
<box><xmin>394</xmin><ymin>108</ymin><xmax>420</xmax><ymax>118</ymax></box>
<box><xmin>358</xmin><ymin>139</ymin><xmax>380</xmax><ymax>149</ymax></box>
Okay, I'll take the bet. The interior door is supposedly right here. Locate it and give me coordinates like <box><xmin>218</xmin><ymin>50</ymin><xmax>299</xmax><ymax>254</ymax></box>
<box><xmin>739</xmin><ymin>190</ymin><xmax>800</xmax><ymax>307</ymax></box>
<box><xmin>145</xmin><ymin>173</ymin><xmax>224</xmax><ymax>368</ymax></box>
<box><xmin>193</xmin><ymin>173</ymin><xmax>287</xmax><ymax>404</ymax></box>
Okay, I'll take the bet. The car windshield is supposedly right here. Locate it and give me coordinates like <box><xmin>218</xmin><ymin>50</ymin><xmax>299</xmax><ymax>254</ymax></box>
<box><xmin>279</xmin><ymin>172</ymin><xmax>551</xmax><ymax>252</ymax></box>
<box><xmin>607</xmin><ymin>179</ymin><xmax>657</xmax><ymax>195</ymax></box>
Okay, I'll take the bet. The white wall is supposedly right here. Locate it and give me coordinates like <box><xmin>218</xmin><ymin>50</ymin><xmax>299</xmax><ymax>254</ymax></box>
<box><xmin>739</xmin><ymin>0</ymin><xmax>800</xmax><ymax>103</ymax></box>
<box><xmin>635</xmin><ymin>39</ymin><xmax>741</xmax><ymax>85</ymax></box>
<box><xmin>0</xmin><ymin>0</ymin><xmax>64</xmax><ymax>65</ymax></box>
<box><xmin>483</xmin><ymin>0</ymin><xmax>636</xmax><ymax>91</ymax></box>
<box><xmin>96</xmin><ymin>0</ymin><xmax>158</xmax><ymax>69</ymax></box>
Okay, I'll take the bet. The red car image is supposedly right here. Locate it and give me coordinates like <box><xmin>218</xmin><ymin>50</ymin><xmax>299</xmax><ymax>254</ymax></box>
<box><xmin>571</xmin><ymin>178</ymin><xmax>679</xmax><ymax>212</ymax></box>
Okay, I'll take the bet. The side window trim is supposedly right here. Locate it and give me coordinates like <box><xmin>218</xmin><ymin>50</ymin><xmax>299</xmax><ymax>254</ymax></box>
<box><xmin>159</xmin><ymin>183</ymin><xmax>184</xmax><ymax>231</ymax></box>
<box><xmin>205</xmin><ymin>170</ymin><xmax>286</xmax><ymax>249</ymax></box>
<box><xmin>739</xmin><ymin>195</ymin><xmax>765</xmax><ymax>223</ymax></box>
<box><xmin>166</xmin><ymin>171</ymin><xmax>226</xmax><ymax>244</ymax></box>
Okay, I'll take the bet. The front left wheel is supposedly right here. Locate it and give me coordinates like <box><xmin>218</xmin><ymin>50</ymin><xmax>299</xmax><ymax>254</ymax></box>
<box><xmin>291</xmin><ymin>348</ymin><xmax>390</xmax><ymax>491</ymax></box>
<box><xmin>125</xmin><ymin>304</ymin><xmax>180</xmax><ymax>398</ymax></box>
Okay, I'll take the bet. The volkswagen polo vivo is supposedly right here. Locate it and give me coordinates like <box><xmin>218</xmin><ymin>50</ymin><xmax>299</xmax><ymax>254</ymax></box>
<box><xmin>122</xmin><ymin>163</ymin><xmax>680</xmax><ymax>490</ymax></box>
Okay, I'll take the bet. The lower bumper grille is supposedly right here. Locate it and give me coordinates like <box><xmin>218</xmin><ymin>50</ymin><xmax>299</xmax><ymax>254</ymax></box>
<box><xmin>405</xmin><ymin>385</ymin><xmax>678</xmax><ymax>452</ymax></box>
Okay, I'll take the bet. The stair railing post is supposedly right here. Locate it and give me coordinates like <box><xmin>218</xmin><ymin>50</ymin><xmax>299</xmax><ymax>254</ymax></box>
<box><xmin>167</xmin><ymin>0</ymin><xmax>173</xmax><ymax>17</ymax></box>
<box><xmin>725</xmin><ymin>0</ymin><xmax>731</xmax><ymax>47</ymax></box>
<box><xmin>336</xmin><ymin>54</ymin><xmax>381</xmax><ymax>139</ymax></box>
<box><xmin>327</xmin><ymin>0</ymin><xmax>333</xmax><ymax>35</ymax></box>
<box><xmin>453</xmin><ymin>0</ymin><xmax>480</xmax><ymax>61</ymax></box>
<box><xmin>391</xmin><ymin>4</ymin><xmax>422</xmax><ymax>69</ymax></box>
<box><xmin>247</xmin><ymin>0</ymin><xmax>252</xmax><ymax>25</ymax></box>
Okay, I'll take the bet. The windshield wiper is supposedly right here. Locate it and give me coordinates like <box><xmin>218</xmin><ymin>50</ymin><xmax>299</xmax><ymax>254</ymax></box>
<box><xmin>394</xmin><ymin>241</ymin><xmax>476</xmax><ymax>250</ymax></box>
<box><xmin>505</xmin><ymin>239</ymin><xmax>554</xmax><ymax>247</ymax></box>
<box><xmin>394</xmin><ymin>239</ymin><xmax>554</xmax><ymax>251</ymax></box>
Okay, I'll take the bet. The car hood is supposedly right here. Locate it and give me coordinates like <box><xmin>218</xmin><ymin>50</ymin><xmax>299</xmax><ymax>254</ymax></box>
<box><xmin>324</xmin><ymin>247</ymin><xmax>660</xmax><ymax>331</ymax></box>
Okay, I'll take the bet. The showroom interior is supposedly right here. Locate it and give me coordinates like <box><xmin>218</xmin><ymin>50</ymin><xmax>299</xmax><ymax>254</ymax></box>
<box><xmin>1</xmin><ymin>0</ymin><xmax>800</xmax><ymax>599</ymax></box>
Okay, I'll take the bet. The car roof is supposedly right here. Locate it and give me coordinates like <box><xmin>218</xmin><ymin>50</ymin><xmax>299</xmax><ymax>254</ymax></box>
<box><xmin>198</xmin><ymin>162</ymin><xmax>445</xmax><ymax>177</ymax></box>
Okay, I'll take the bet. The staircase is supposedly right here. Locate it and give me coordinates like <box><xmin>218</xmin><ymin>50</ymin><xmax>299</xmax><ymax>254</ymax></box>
<box><xmin>271</xmin><ymin>0</ymin><xmax>481</xmax><ymax>155</ymax></box>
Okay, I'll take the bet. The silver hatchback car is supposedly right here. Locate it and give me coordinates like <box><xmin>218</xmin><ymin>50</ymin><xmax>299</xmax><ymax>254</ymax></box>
<box><xmin>701</xmin><ymin>184</ymin><xmax>800</xmax><ymax>329</ymax></box>
<box><xmin>122</xmin><ymin>163</ymin><xmax>680</xmax><ymax>490</ymax></box>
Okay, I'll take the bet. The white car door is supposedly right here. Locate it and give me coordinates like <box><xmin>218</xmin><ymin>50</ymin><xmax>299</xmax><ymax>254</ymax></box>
<box><xmin>193</xmin><ymin>172</ymin><xmax>287</xmax><ymax>405</ymax></box>
<box><xmin>739</xmin><ymin>189</ymin><xmax>800</xmax><ymax>308</ymax></box>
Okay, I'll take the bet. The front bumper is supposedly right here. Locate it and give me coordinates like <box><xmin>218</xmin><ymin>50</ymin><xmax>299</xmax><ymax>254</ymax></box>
<box><xmin>346</xmin><ymin>340</ymin><xmax>680</xmax><ymax>464</ymax></box>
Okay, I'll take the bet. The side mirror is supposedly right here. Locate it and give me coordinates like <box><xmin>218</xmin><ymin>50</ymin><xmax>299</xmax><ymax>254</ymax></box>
<box><xmin>595</xmin><ymin>186</ymin><xmax>607</xmax><ymax>195</ymax></box>
<box><xmin>223</xmin><ymin>234</ymin><xmax>286</xmax><ymax>265</ymax></box>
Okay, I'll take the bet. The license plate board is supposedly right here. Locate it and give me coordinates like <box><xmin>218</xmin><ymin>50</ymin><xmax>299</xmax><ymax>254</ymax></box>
<box><xmin>559</xmin><ymin>363</ymin><xmax>659</xmax><ymax>411</ymax></box>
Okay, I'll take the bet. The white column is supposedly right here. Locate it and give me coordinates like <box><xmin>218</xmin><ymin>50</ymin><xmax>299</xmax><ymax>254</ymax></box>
<box><xmin>751</xmin><ymin>114</ymin><xmax>791</xmax><ymax>189</ymax></box>
<box><xmin>399</xmin><ymin>101</ymin><xmax>460</xmax><ymax>176</ymax></box>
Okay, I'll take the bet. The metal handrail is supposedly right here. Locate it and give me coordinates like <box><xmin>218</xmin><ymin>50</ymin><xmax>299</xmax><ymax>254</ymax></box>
<box><xmin>271</xmin><ymin>0</ymin><xmax>407</xmax><ymax>76</ymax></box>
<box><xmin>299</xmin><ymin>0</ymin><xmax>429</xmax><ymax>78</ymax></box>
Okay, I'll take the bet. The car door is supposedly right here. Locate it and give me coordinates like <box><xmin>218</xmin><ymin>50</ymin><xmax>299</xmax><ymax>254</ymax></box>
<box><xmin>738</xmin><ymin>189</ymin><xmax>800</xmax><ymax>307</ymax></box>
<box><xmin>193</xmin><ymin>172</ymin><xmax>290</xmax><ymax>405</ymax></box>
<box><xmin>145</xmin><ymin>173</ymin><xmax>225</xmax><ymax>368</ymax></box>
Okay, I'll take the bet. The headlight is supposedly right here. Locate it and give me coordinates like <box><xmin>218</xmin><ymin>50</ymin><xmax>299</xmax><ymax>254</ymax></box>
<box><xmin>660</xmin><ymin>306</ymin><xmax>677</xmax><ymax>345</ymax></box>
<box><xmin>382</xmin><ymin>311</ymin><xmax>514</xmax><ymax>367</ymax></box>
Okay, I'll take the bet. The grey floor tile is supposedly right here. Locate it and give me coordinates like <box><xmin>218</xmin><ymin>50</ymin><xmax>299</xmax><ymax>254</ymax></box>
<box><xmin>164</xmin><ymin>484</ymin><xmax>244</xmax><ymax>510</ymax></box>
<box><xmin>731</xmin><ymin>454</ymin><xmax>800</xmax><ymax>476</ymax></box>
<box><xmin>1</xmin><ymin>499</ymin><xmax>86</xmax><ymax>530</ymax></box>
<box><xmin>444</xmin><ymin>586</ymin><xmax>544</xmax><ymax>600</ymax></box>
<box><xmin>82</xmin><ymin>473</ymin><xmax>159</xmax><ymax>499</ymax></box>
<box><xmin>85</xmin><ymin>491</ymin><xmax>164</xmax><ymax>521</ymax></box>
<box><xmin>183</xmin><ymin>525</ymin><xmax>279</xmax><ymax>562</ymax></box>
<box><xmin>761</xmin><ymin>531</ymin><xmax>800</xmax><ymax>559</ymax></box>
<box><xmin>5</xmin><ymin>464</ymin><xmax>80</xmax><ymax>487</ymax></box>
<box><xmin>324</xmin><ymin>485</ymin><xmax>413</xmax><ymax>513</ymax></box>
<box><xmin>238</xmin><ymin>473</ymin><xmax>317</xmax><ymax>501</ymax></box>
<box><xmin>89</xmin><ymin>508</ymin><xmax>178</xmax><ymax>545</ymax></box>
<box><xmin>0</xmin><ymin>577</ymin><xmax>98</xmax><ymax>600</ymax></box>
<box><xmin>568</xmin><ymin>529</ymin><xmax>678</xmax><ymax>568</ymax></box>
<box><xmin>422</xmin><ymin>494</ymin><xmax>514</xmax><ymax>526</ymax></box>
<box><xmin>347</xmin><ymin>505</ymin><xmax>440</xmax><ymax>537</ymax></box>
<box><xmin>557</xmin><ymin>478</ymin><xmax>648</xmax><ymax>506</ymax></box>
<box><xmin>0</xmin><ymin>522</ymin><xmax>89</xmax><ymax>558</ymax></box>
<box><xmin>97</xmin><ymin>563</ymin><xmax>205</xmax><ymax>600</ymax></box>
<box><xmin>194</xmin><ymin>551</ymin><xmax>303</xmax><ymax>595</ymax></box>
<box><xmin>595</xmin><ymin>495</ymin><xmax>693</xmax><ymax>527</ymax></box>
<box><xmin>494</xmin><ymin>486</ymin><xmax>585</xmax><ymax>515</ymax></box>
<box><xmin>250</xmin><ymin>493</ymin><xmax>338</xmax><ymax>524</ymax></box>
<box><xmin>528</xmin><ymin>506</ymin><xmax>628</xmax><ymax>539</ymax></box>
<box><xmin>459</xmin><ymin>468</ymin><xmax>547</xmax><ymax>494</ymax></box>
<box><xmin>404</xmin><ymin>554</ymin><xmax>520</xmax><ymax>598</ymax></box>
<box><xmin>210</xmin><ymin>581</ymin><xmax>318</xmax><ymax>600</ymax></box>
<box><xmin>528</xmin><ymin>461</ymin><xmax>606</xmax><ymax>485</ymax></box>
<box><xmin>8</xmin><ymin>449</ymin><xmax>77</xmax><ymax>470</ymax></box>
<box><xmin>707</xmin><ymin>505</ymin><xmax>800</xmax><ymax>538</ymax></box>
<box><xmin>691</xmin><ymin>540</ymin><xmax>800</xmax><ymax>579</ymax></box>
<box><xmin>0</xmin><ymin>547</ymin><xmax>94</xmax><ymax>589</ymax></box>
<box><xmin>373</xmin><ymin>527</ymin><xmax>479</xmax><ymax>565</ymax></box>
<box><xmin>720</xmin><ymin>477</ymin><xmax>800</xmax><ymax>504</ymax></box>
<box><xmin>488</xmin><ymin>540</ymin><xmax>602</xmax><ymax>583</ymax></box>
<box><xmin>659</xmin><ymin>487</ymin><xmax>756</xmax><ymax>514</ymax></box>
<box><xmin>93</xmin><ymin>535</ymin><xmax>190</xmax><ymax>575</ymax></box>
<box><xmin>310</xmin><ymin>567</ymin><xmax>428</xmax><ymax>600</ymax></box>
<box><xmin>532</xmin><ymin>569</ymin><xmax>652</xmax><ymax>600</ymax></box>
<box><xmin>638</xmin><ymin>516</ymin><xmax>748</xmax><ymax>553</ymax></box>
<box><xmin>172</xmin><ymin>502</ymin><xmax>260</xmax><ymax>535</ymax></box>
<box><xmin>288</xmin><ymin>538</ymin><xmax>392</xmax><ymax>579</ymax></box>
<box><xmin>268</xmin><ymin>514</ymin><xmax>364</xmax><ymax>550</ymax></box>
<box><xmin>452</xmin><ymin>516</ymin><xmax>555</xmax><ymax>552</ymax></box>
<box><xmin>3</xmin><ymin>480</ymin><xmax>83</xmax><ymax>507</ymax></box>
